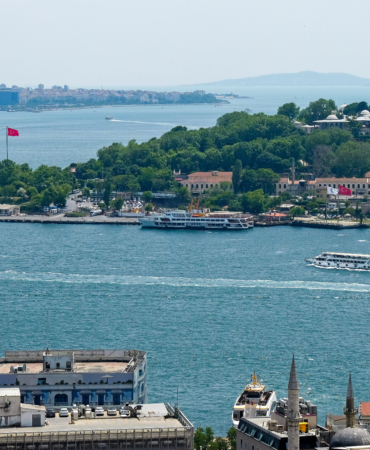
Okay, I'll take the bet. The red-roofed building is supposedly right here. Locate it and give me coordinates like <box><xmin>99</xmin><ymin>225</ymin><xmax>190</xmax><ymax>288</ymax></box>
<box><xmin>180</xmin><ymin>171</ymin><xmax>232</xmax><ymax>193</ymax></box>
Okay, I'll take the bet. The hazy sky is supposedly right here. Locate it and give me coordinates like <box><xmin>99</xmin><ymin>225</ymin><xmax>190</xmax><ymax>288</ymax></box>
<box><xmin>0</xmin><ymin>0</ymin><xmax>368</xmax><ymax>88</ymax></box>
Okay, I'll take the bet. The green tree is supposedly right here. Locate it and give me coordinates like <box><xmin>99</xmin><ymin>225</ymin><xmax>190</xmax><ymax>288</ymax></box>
<box><xmin>347</xmin><ymin>117</ymin><xmax>361</xmax><ymax>138</ymax></box>
<box><xmin>232</xmin><ymin>159</ymin><xmax>242</xmax><ymax>194</ymax></box>
<box><xmin>103</xmin><ymin>181</ymin><xmax>112</xmax><ymax>207</ymax></box>
<box><xmin>17</xmin><ymin>187</ymin><xmax>28</xmax><ymax>202</ymax></box>
<box><xmin>145</xmin><ymin>203</ymin><xmax>153</xmax><ymax>212</ymax></box>
<box><xmin>277</xmin><ymin>102</ymin><xmax>300</xmax><ymax>121</ymax></box>
<box><xmin>111</xmin><ymin>197</ymin><xmax>124</xmax><ymax>211</ymax></box>
<box><xmin>240</xmin><ymin>189</ymin><xmax>267</xmax><ymax>213</ymax></box>
<box><xmin>82</xmin><ymin>187</ymin><xmax>91</xmax><ymax>198</ymax></box>
<box><xmin>194</xmin><ymin>427</ymin><xmax>214</xmax><ymax>450</ymax></box>
<box><xmin>343</xmin><ymin>207</ymin><xmax>356</xmax><ymax>217</ymax></box>
<box><xmin>334</xmin><ymin>141</ymin><xmax>370</xmax><ymax>177</ymax></box>
<box><xmin>289</xmin><ymin>206</ymin><xmax>306</xmax><ymax>218</ymax></box>
<box><xmin>227</xmin><ymin>427</ymin><xmax>237</xmax><ymax>450</ymax></box>
<box><xmin>298</xmin><ymin>98</ymin><xmax>337</xmax><ymax>124</ymax></box>
<box><xmin>142</xmin><ymin>191</ymin><xmax>153</xmax><ymax>203</ymax></box>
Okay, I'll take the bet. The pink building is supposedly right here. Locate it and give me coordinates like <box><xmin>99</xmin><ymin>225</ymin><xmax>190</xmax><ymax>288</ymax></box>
<box><xmin>180</xmin><ymin>171</ymin><xmax>232</xmax><ymax>193</ymax></box>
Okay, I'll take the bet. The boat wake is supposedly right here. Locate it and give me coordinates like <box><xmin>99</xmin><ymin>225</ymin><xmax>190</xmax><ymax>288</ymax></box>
<box><xmin>110</xmin><ymin>119</ymin><xmax>197</xmax><ymax>129</ymax></box>
<box><xmin>1</xmin><ymin>271</ymin><xmax>370</xmax><ymax>292</ymax></box>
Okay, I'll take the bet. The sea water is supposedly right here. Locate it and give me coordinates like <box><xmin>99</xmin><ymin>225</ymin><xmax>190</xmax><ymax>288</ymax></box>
<box><xmin>1</xmin><ymin>224</ymin><xmax>370</xmax><ymax>434</ymax></box>
<box><xmin>2</xmin><ymin>85</ymin><xmax>370</xmax><ymax>168</ymax></box>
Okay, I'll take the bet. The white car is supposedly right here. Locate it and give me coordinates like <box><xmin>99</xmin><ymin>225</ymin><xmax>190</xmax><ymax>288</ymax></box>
<box><xmin>107</xmin><ymin>407</ymin><xmax>117</xmax><ymax>416</ymax></box>
<box><xmin>120</xmin><ymin>409</ymin><xmax>130</xmax><ymax>418</ymax></box>
<box><xmin>59</xmin><ymin>408</ymin><xmax>69</xmax><ymax>417</ymax></box>
<box><xmin>95</xmin><ymin>407</ymin><xmax>105</xmax><ymax>416</ymax></box>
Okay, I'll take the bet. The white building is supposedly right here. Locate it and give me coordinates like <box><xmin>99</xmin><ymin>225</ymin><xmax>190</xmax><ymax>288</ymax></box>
<box><xmin>0</xmin><ymin>387</ymin><xmax>46</xmax><ymax>428</ymax></box>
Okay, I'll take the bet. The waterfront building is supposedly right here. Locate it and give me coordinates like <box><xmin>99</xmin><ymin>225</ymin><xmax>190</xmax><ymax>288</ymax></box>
<box><xmin>0</xmin><ymin>205</ymin><xmax>20</xmax><ymax>216</ymax></box>
<box><xmin>0</xmin><ymin>403</ymin><xmax>193</xmax><ymax>450</ymax></box>
<box><xmin>0</xmin><ymin>90</ymin><xmax>19</xmax><ymax>105</ymax></box>
<box><xmin>180</xmin><ymin>171</ymin><xmax>232</xmax><ymax>193</ymax></box>
<box><xmin>0</xmin><ymin>349</ymin><xmax>147</xmax><ymax>409</ymax></box>
<box><xmin>276</xmin><ymin>178</ymin><xmax>315</xmax><ymax>196</ymax></box>
<box><xmin>237</xmin><ymin>356</ymin><xmax>328</xmax><ymax>450</ymax></box>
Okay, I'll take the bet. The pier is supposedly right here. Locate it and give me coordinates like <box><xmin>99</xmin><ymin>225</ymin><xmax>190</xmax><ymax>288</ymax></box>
<box><xmin>0</xmin><ymin>215</ymin><xmax>140</xmax><ymax>225</ymax></box>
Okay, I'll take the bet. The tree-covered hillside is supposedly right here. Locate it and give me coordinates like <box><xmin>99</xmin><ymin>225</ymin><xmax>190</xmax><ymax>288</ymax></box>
<box><xmin>1</xmin><ymin>98</ymin><xmax>370</xmax><ymax>212</ymax></box>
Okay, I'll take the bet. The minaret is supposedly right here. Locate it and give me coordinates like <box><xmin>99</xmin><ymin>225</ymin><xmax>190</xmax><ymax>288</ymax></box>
<box><xmin>287</xmin><ymin>355</ymin><xmax>301</xmax><ymax>450</ymax></box>
<box><xmin>344</xmin><ymin>373</ymin><xmax>357</xmax><ymax>428</ymax></box>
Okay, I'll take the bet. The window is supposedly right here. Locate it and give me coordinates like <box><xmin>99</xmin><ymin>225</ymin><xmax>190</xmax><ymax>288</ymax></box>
<box><xmin>45</xmin><ymin>362</ymin><xmax>50</xmax><ymax>370</ymax></box>
<box><xmin>358</xmin><ymin>184</ymin><xmax>360</xmax><ymax>188</ymax></box>
<box><xmin>241</xmin><ymin>440</ymin><xmax>243</xmax><ymax>450</ymax></box>
<box><xmin>191</xmin><ymin>184</ymin><xmax>194</xmax><ymax>189</ymax></box>
<box><xmin>113</xmin><ymin>393</ymin><xmax>121</xmax><ymax>405</ymax></box>
<box><xmin>348</xmin><ymin>184</ymin><xmax>350</xmax><ymax>188</ymax></box>
<box><xmin>333</xmin><ymin>184</ymin><xmax>336</xmax><ymax>188</ymax></box>
<box><xmin>279</xmin><ymin>184</ymin><xmax>281</xmax><ymax>188</ymax></box>
<box><xmin>21</xmin><ymin>394</ymin><xmax>25</xmax><ymax>403</ymax></box>
<box><xmin>352</xmin><ymin>184</ymin><xmax>355</xmax><ymax>188</ymax></box>
<box><xmin>210</xmin><ymin>184</ymin><xmax>213</xmax><ymax>188</ymax></box>
<box><xmin>98</xmin><ymin>394</ymin><xmax>105</xmax><ymax>405</ymax></box>
<box><xmin>284</xmin><ymin>184</ymin><xmax>286</xmax><ymax>188</ymax></box>
<box><xmin>66</xmin><ymin>362</ymin><xmax>71</xmax><ymax>370</ymax></box>
<box><xmin>196</xmin><ymin>184</ymin><xmax>198</xmax><ymax>189</ymax></box>
<box><xmin>54</xmin><ymin>394</ymin><xmax>68</xmax><ymax>405</ymax></box>
<box><xmin>201</xmin><ymin>184</ymin><xmax>203</xmax><ymax>189</ymax></box>
<box><xmin>38</xmin><ymin>378</ymin><xmax>46</xmax><ymax>385</ymax></box>
<box><xmin>324</xmin><ymin>184</ymin><xmax>327</xmax><ymax>186</ymax></box>
<box><xmin>206</xmin><ymin>184</ymin><xmax>208</xmax><ymax>188</ymax></box>
<box><xmin>82</xmin><ymin>394</ymin><xmax>90</xmax><ymax>405</ymax></box>
<box><xmin>363</xmin><ymin>184</ymin><xmax>366</xmax><ymax>188</ymax></box>
<box><xmin>319</xmin><ymin>184</ymin><xmax>322</xmax><ymax>187</ymax></box>
<box><xmin>56</xmin><ymin>363</ymin><xmax>60</xmax><ymax>369</ymax></box>
<box><xmin>329</xmin><ymin>184</ymin><xmax>331</xmax><ymax>187</ymax></box>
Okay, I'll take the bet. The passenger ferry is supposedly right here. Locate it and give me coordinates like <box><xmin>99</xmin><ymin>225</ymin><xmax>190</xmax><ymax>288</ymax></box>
<box><xmin>232</xmin><ymin>373</ymin><xmax>277</xmax><ymax>427</ymax></box>
<box><xmin>139</xmin><ymin>208</ymin><xmax>254</xmax><ymax>230</ymax></box>
<box><xmin>305</xmin><ymin>252</ymin><xmax>370</xmax><ymax>270</ymax></box>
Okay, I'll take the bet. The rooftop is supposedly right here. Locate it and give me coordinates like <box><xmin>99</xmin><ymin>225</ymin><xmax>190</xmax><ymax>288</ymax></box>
<box><xmin>0</xmin><ymin>361</ymin><xmax>129</xmax><ymax>374</ymax></box>
<box><xmin>0</xmin><ymin>403</ymin><xmax>191</xmax><ymax>435</ymax></box>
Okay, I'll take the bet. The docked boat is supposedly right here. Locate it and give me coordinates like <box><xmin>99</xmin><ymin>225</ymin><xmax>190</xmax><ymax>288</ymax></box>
<box><xmin>139</xmin><ymin>208</ymin><xmax>254</xmax><ymax>230</ymax></box>
<box><xmin>305</xmin><ymin>252</ymin><xmax>370</xmax><ymax>270</ymax></box>
<box><xmin>232</xmin><ymin>372</ymin><xmax>277</xmax><ymax>428</ymax></box>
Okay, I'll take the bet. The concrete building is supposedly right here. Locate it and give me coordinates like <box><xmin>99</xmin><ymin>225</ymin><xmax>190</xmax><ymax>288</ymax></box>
<box><xmin>0</xmin><ymin>387</ymin><xmax>46</xmax><ymax>428</ymax></box>
<box><xmin>237</xmin><ymin>356</ymin><xmax>328</xmax><ymax>450</ymax></box>
<box><xmin>276</xmin><ymin>178</ymin><xmax>316</xmax><ymax>196</ymax></box>
<box><xmin>0</xmin><ymin>403</ymin><xmax>193</xmax><ymax>450</ymax></box>
<box><xmin>0</xmin><ymin>349</ymin><xmax>147</xmax><ymax>410</ymax></box>
<box><xmin>0</xmin><ymin>90</ymin><xmax>19</xmax><ymax>105</ymax></box>
<box><xmin>180</xmin><ymin>171</ymin><xmax>232</xmax><ymax>193</ymax></box>
<box><xmin>37</xmin><ymin>84</ymin><xmax>44</xmax><ymax>90</ymax></box>
<box><xmin>0</xmin><ymin>205</ymin><xmax>20</xmax><ymax>216</ymax></box>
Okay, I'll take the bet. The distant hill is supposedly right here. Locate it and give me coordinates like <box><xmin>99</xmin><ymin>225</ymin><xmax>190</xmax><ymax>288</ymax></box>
<box><xmin>194</xmin><ymin>71</ymin><xmax>370</xmax><ymax>87</ymax></box>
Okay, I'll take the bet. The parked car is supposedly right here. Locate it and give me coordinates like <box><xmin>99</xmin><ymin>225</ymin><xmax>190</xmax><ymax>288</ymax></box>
<box><xmin>107</xmin><ymin>407</ymin><xmax>117</xmax><ymax>416</ymax></box>
<box><xmin>46</xmin><ymin>408</ymin><xmax>56</xmax><ymax>418</ymax></box>
<box><xmin>59</xmin><ymin>408</ymin><xmax>69</xmax><ymax>417</ymax></box>
<box><xmin>95</xmin><ymin>407</ymin><xmax>105</xmax><ymax>416</ymax></box>
<box><xmin>120</xmin><ymin>409</ymin><xmax>130</xmax><ymax>418</ymax></box>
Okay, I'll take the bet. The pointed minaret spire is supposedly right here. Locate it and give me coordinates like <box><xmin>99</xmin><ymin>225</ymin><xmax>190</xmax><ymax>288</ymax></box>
<box><xmin>287</xmin><ymin>354</ymin><xmax>301</xmax><ymax>450</ymax></box>
<box><xmin>344</xmin><ymin>373</ymin><xmax>357</xmax><ymax>427</ymax></box>
<box><xmin>288</xmin><ymin>354</ymin><xmax>299</xmax><ymax>390</ymax></box>
<box><xmin>347</xmin><ymin>373</ymin><xmax>354</xmax><ymax>399</ymax></box>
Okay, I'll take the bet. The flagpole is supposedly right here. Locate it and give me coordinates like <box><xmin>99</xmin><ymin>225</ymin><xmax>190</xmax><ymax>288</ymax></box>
<box><xmin>6</xmin><ymin>126</ymin><xmax>8</xmax><ymax>160</ymax></box>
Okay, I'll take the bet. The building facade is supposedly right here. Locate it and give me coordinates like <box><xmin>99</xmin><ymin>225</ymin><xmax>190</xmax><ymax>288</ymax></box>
<box><xmin>0</xmin><ymin>90</ymin><xmax>19</xmax><ymax>105</ymax></box>
<box><xmin>0</xmin><ymin>349</ymin><xmax>147</xmax><ymax>409</ymax></box>
<box><xmin>180</xmin><ymin>171</ymin><xmax>232</xmax><ymax>193</ymax></box>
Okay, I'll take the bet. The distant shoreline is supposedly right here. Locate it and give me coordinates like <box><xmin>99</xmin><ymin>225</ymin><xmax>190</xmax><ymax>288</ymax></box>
<box><xmin>1</xmin><ymin>101</ymin><xmax>230</xmax><ymax>113</ymax></box>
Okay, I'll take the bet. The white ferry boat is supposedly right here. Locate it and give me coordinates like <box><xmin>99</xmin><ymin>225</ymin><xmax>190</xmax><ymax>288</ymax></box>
<box><xmin>232</xmin><ymin>373</ymin><xmax>277</xmax><ymax>428</ymax></box>
<box><xmin>305</xmin><ymin>252</ymin><xmax>370</xmax><ymax>270</ymax></box>
<box><xmin>139</xmin><ymin>208</ymin><xmax>254</xmax><ymax>230</ymax></box>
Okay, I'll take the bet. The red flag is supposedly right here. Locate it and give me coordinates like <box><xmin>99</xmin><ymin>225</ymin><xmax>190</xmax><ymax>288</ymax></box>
<box><xmin>7</xmin><ymin>127</ymin><xmax>19</xmax><ymax>137</ymax></box>
<box><xmin>339</xmin><ymin>184</ymin><xmax>352</xmax><ymax>195</ymax></box>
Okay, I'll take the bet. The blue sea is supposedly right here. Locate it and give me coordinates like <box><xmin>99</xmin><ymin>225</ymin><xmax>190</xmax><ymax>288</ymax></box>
<box><xmin>1</xmin><ymin>224</ymin><xmax>370</xmax><ymax>434</ymax></box>
<box><xmin>1</xmin><ymin>86</ymin><xmax>370</xmax><ymax>434</ymax></box>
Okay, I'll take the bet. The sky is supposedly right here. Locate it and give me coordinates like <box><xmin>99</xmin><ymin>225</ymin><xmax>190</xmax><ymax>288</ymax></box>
<box><xmin>0</xmin><ymin>0</ymin><xmax>368</xmax><ymax>89</ymax></box>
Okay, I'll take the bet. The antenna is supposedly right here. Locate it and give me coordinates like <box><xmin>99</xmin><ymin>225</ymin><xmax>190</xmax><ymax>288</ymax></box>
<box><xmin>46</xmin><ymin>311</ymin><xmax>49</xmax><ymax>351</ymax></box>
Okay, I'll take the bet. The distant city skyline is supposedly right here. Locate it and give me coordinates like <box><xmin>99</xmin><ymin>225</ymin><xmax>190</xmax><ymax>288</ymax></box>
<box><xmin>0</xmin><ymin>0</ymin><xmax>369</xmax><ymax>87</ymax></box>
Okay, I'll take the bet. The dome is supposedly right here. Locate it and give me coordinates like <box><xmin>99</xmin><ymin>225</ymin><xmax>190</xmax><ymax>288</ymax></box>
<box><xmin>360</xmin><ymin>110</ymin><xmax>370</xmax><ymax>116</ymax></box>
<box><xmin>327</xmin><ymin>114</ymin><xmax>338</xmax><ymax>120</ymax></box>
<box><xmin>339</xmin><ymin>104</ymin><xmax>347</xmax><ymax>111</ymax></box>
<box><xmin>330</xmin><ymin>428</ymin><xmax>370</xmax><ymax>449</ymax></box>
